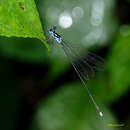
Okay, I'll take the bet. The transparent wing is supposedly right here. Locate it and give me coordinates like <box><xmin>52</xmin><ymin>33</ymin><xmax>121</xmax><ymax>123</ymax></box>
<box><xmin>60</xmin><ymin>40</ymin><xmax>105</xmax><ymax>80</ymax></box>
<box><xmin>60</xmin><ymin>40</ymin><xmax>104</xmax><ymax>117</ymax></box>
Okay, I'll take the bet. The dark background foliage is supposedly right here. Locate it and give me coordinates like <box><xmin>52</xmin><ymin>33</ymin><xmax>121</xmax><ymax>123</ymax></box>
<box><xmin>0</xmin><ymin>0</ymin><xmax>130</xmax><ymax>130</ymax></box>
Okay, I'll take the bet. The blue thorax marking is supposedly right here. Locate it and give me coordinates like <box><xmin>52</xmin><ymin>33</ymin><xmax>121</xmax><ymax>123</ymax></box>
<box><xmin>48</xmin><ymin>29</ymin><xmax>62</xmax><ymax>43</ymax></box>
<box><xmin>48</xmin><ymin>30</ymin><xmax>53</xmax><ymax>35</ymax></box>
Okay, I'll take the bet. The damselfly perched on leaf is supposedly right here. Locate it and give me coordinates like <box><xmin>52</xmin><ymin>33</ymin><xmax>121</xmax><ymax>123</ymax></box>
<box><xmin>48</xmin><ymin>26</ymin><xmax>105</xmax><ymax>117</ymax></box>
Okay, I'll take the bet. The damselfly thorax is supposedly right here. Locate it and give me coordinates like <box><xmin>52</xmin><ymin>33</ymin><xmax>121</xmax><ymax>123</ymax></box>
<box><xmin>48</xmin><ymin>26</ymin><xmax>62</xmax><ymax>43</ymax></box>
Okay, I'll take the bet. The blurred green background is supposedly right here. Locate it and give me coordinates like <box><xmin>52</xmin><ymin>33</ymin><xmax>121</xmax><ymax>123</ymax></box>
<box><xmin>0</xmin><ymin>0</ymin><xmax>130</xmax><ymax>130</ymax></box>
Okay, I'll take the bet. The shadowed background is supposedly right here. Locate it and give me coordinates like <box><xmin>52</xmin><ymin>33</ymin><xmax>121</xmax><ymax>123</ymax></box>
<box><xmin>0</xmin><ymin>0</ymin><xmax>130</xmax><ymax>130</ymax></box>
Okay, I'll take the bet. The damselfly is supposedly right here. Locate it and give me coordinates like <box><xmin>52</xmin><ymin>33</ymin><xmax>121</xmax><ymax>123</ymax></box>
<box><xmin>48</xmin><ymin>26</ymin><xmax>104</xmax><ymax>117</ymax></box>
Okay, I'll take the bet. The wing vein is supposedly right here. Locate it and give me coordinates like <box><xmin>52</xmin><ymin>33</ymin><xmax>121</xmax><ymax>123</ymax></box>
<box><xmin>60</xmin><ymin>41</ymin><xmax>103</xmax><ymax>116</ymax></box>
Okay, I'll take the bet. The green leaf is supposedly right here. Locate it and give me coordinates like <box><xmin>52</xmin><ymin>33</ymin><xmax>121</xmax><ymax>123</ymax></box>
<box><xmin>31</xmin><ymin>82</ymin><xmax>118</xmax><ymax>130</ymax></box>
<box><xmin>0</xmin><ymin>0</ymin><xmax>49</xmax><ymax>50</ymax></box>
<box><xmin>108</xmin><ymin>25</ymin><xmax>130</xmax><ymax>101</ymax></box>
